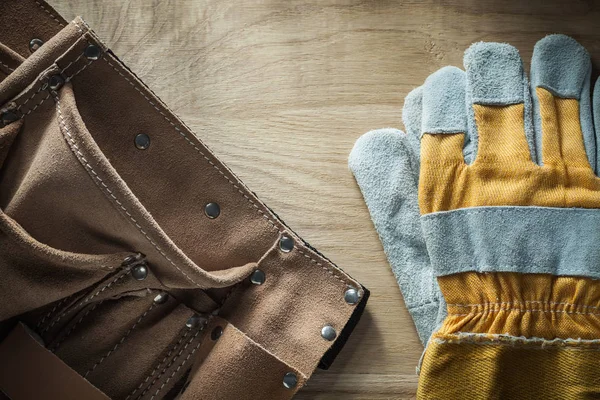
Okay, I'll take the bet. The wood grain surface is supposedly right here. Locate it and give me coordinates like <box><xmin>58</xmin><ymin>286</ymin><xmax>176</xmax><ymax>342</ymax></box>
<box><xmin>48</xmin><ymin>1</ymin><xmax>600</xmax><ymax>398</ymax></box>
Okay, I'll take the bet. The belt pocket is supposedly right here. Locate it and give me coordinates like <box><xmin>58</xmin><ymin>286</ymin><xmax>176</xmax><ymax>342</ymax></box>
<box><xmin>0</xmin><ymin>203</ymin><xmax>136</xmax><ymax>323</ymax></box>
<box><xmin>178</xmin><ymin>317</ymin><xmax>306</xmax><ymax>400</ymax></box>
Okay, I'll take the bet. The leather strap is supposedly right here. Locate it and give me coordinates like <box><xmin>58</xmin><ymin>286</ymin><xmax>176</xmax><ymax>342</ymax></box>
<box><xmin>0</xmin><ymin>323</ymin><xmax>110</xmax><ymax>400</ymax></box>
<box><xmin>0</xmin><ymin>0</ymin><xmax>66</xmax><ymax>59</ymax></box>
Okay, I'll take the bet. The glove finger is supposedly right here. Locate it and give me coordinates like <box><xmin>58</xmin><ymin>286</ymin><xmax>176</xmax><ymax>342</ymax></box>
<box><xmin>419</xmin><ymin>66</ymin><xmax>468</xmax><ymax>216</ymax></box>
<box><xmin>421</xmin><ymin>66</ymin><xmax>467</xmax><ymax>138</ymax></box>
<box><xmin>530</xmin><ymin>34</ymin><xmax>594</xmax><ymax>170</ymax></box>
<box><xmin>402</xmin><ymin>86</ymin><xmax>424</xmax><ymax>160</ymax></box>
<box><xmin>349</xmin><ymin>129</ymin><xmax>441</xmax><ymax>343</ymax></box>
<box><xmin>463</xmin><ymin>42</ymin><xmax>535</xmax><ymax>164</ymax></box>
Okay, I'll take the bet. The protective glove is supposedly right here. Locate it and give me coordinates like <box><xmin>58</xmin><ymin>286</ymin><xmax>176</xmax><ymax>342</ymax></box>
<box><xmin>349</xmin><ymin>87</ymin><xmax>445</xmax><ymax>345</ymax></box>
<box><xmin>351</xmin><ymin>34</ymin><xmax>600</xmax><ymax>398</ymax></box>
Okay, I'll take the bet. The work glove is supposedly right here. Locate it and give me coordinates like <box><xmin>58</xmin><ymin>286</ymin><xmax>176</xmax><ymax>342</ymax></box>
<box><xmin>349</xmin><ymin>86</ymin><xmax>445</xmax><ymax>345</ymax></box>
<box><xmin>351</xmin><ymin>34</ymin><xmax>600</xmax><ymax>398</ymax></box>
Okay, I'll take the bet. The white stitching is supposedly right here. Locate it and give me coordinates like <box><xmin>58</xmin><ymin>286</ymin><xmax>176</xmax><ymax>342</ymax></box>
<box><xmin>43</xmin><ymin>270</ymin><xmax>130</xmax><ymax>334</ymax></box>
<box><xmin>424</xmin><ymin>207</ymin><xmax>600</xmax><ymax>219</ymax></box>
<box><xmin>35</xmin><ymin>1</ymin><xmax>65</xmax><ymax>27</ymax></box>
<box><xmin>0</xmin><ymin>61</ymin><xmax>14</xmax><ymax>72</ymax></box>
<box><xmin>101</xmin><ymin>56</ymin><xmax>353</xmax><ymax>286</ymax></box>
<box><xmin>436</xmin><ymin>332</ymin><xmax>600</xmax><ymax>348</ymax></box>
<box><xmin>150</xmin><ymin>340</ymin><xmax>201</xmax><ymax>400</ymax></box>
<box><xmin>37</xmin><ymin>303</ymin><xmax>60</xmax><ymax>329</ymax></box>
<box><xmin>449</xmin><ymin>307</ymin><xmax>600</xmax><ymax>317</ymax></box>
<box><xmin>141</xmin><ymin>328</ymin><xmax>203</xmax><ymax>398</ymax></box>
<box><xmin>449</xmin><ymin>300</ymin><xmax>600</xmax><ymax>311</ymax></box>
<box><xmin>437</xmin><ymin>266</ymin><xmax>600</xmax><ymax>277</ymax></box>
<box><xmin>36</xmin><ymin>297</ymin><xmax>68</xmax><ymax>330</ymax></box>
<box><xmin>23</xmin><ymin>93</ymin><xmax>50</xmax><ymax>116</ymax></box>
<box><xmin>296</xmin><ymin>248</ymin><xmax>347</xmax><ymax>284</ymax></box>
<box><xmin>15</xmin><ymin>47</ymin><xmax>92</xmax><ymax>118</ymax></box>
<box><xmin>54</xmin><ymin>92</ymin><xmax>204</xmax><ymax>289</ymax></box>
<box><xmin>455</xmin><ymin>332</ymin><xmax>600</xmax><ymax>344</ymax></box>
<box><xmin>17</xmin><ymin>84</ymin><xmax>45</xmax><ymax>112</ymax></box>
<box><xmin>125</xmin><ymin>329</ymin><xmax>191</xmax><ymax>400</ymax></box>
<box><xmin>50</xmin><ymin>301</ymin><xmax>102</xmax><ymax>351</ymax></box>
<box><xmin>84</xmin><ymin>302</ymin><xmax>156</xmax><ymax>378</ymax></box>
<box><xmin>148</xmin><ymin>329</ymin><xmax>203</xmax><ymax>400</ymax></box>
<box><xmin>21</xmin><ymin>54</ymin><xmax>91</xmax><ymax>115</ymax></box>
<box><xmin>66</xmin><ymin>60</ymin><xmax>93</xmax><ymax>82</ymax></box>
<box><xmin>60</xmin><ymin>51</ymin><xmax>85</xmax><ymax>75</ymax></box>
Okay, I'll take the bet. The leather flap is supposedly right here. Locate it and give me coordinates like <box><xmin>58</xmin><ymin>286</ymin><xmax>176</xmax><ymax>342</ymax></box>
<box><xmin>180</xmin><ymin>317</ymin><xmax>306</xmax><ymax>400</ymax></box>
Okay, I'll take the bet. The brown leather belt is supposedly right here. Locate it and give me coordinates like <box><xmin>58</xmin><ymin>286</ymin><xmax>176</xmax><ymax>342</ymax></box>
<box><xmin>0</xmin><ymin>1</ymin><xmax>368</xmax><ymax>399</ymax></box>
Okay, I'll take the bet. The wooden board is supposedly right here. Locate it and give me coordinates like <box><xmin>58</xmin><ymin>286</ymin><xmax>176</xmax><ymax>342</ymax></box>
<box><xmin>48</xmin><ymin>1</ymin><xmax>600</xmax><ymax>398</ymax></box>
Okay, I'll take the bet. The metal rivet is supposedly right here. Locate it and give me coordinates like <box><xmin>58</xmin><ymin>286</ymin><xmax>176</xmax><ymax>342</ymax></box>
<box><xmin>344</xmin><ymin>288</ymin><xmax>360</xmax><ymax>305</ymax></box>
<box><xmin>134</xmin><ymin>133</ymin><xmax>150</xmax><ymax>150</ymax></box>
<box><xmin>186</xmin><ymin>314</ymin><xmax>204</xmax><ymax>329</ymax></box>
<box><xmin>321</xmin><ymin>325</ymin><xmax>337</xmax><ymax>341</ymax></box>
<box><xmin>283</xmin><ymin>372</ymin><xmax>298</xmax><ymax>389</ymax></box>
<box><xmin>279</xmin><ymin>235</ymin><xmax>294</xmax><ymax>253</ymax></box>
<box><xmin>132</xmin><ymin>264</ymin><xmax>148</xmax><ymax>281</ymax></box>
<box><xmin>153</xmin><ymin>293</ymin><xmax>169</xmax><ymax>304</ymax></box>
<box><xmin>48</xmin><ymin>75</ymin><xmax>64</xmax><ymax>91</ymax></box>
<box><xmin>1</xmin><ymin>111</ymin><xmax>18</xmax><ymax>126</ymax></box>
<box><xmin>211</xmin><ymin>326</ymin><xmax>223</xmax><ymax>340</ymax></box>
<box><xmin>250</xmin><ymin>269</ymin><xmax>266</xmax><ymax>285</ymax></box>
<box><xmin>204</xmin><ymin>202</ymin><xmax>220</xmax><ymax>219</ymax></box>
<box><xmin>84</xmin><ymin>44</ymin><xmax>101</xmax><ymax>60</ymax></box>
<box><xmin>29</xmin><ymin>38</ymin><xmax>44</xmax><ymax>53</ymax></box>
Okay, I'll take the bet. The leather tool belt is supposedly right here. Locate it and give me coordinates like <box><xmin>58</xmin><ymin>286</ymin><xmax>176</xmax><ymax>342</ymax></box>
<box><xmin>0</xmin><ymin>2</ymin><xmax>368</xmax><ymax>399</ymax></box>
